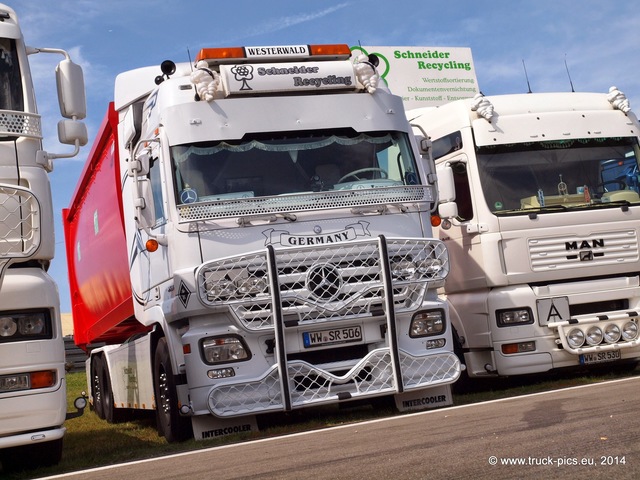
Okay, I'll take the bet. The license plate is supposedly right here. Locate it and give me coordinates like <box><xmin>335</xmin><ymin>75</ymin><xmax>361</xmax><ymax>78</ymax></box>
<box><xmin>303</xmin><ymin>325</ymin><xmax>363</xmax><ymax>348</ymax></box>
<box><xmin>580</xmin><ymin>350</ymin><xmax>622</xmax><ymax>365</ymax></box>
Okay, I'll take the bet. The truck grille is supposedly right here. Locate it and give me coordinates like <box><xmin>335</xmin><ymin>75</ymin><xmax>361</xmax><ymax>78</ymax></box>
<box><xmin>0</xmin><ymin>111</ymin><xmax>42</xmax><ymax>138</ymax></box>
<box><xmin>529</xmin><ymin>230</ymin><xmax>639</xmax><ymax>271</ymax></box>
<box><xmin>178</xmin><ymin>186</ymin><xmax>434</xmax><ymax>221</ymax></box>
<box><xmin>0</xmin><ymin>184</ymin><xmax>41</xmax><ymax>258</ymax></box>
<box><xmin>196</xmin><ymin>237</ymin><xmax>448</xmax><ymax>330</ymax></box>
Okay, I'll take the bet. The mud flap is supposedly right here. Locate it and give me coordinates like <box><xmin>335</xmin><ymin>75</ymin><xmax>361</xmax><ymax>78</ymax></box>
<box><xmin>191</xmin><ymin>415</ymin><xmax>258</xmax><ymax>441</ymax></box>
<box><xmin>394</xmin><ymin>384</ymin><xmax>453</xmax><ymax>412</ymax></box>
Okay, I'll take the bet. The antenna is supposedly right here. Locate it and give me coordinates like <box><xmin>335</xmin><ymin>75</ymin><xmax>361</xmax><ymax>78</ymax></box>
<box><xmin>522</xmin><ymin>59</ymin><xmax>532</xmax><ymax>93</ymax></box>
<box><xmin>187</xmin><ymin>47</ymin><xmax>194</xmax><ymax>71</ymax></box>
<box><xmin>564</xmin><ymin>54</ymin><xmax>575</xmax><ymax>92</ymax></box>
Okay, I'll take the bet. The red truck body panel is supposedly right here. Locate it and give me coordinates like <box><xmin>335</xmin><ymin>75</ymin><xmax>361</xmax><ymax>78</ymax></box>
<box><xmin>63</xmin><ymin>103</ymin><xmax>147</xmax><ymax>350</ymax></box>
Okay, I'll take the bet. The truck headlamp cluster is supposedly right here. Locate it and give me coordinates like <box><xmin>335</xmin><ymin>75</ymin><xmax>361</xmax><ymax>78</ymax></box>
<box><xmin>566</xmin><ymin>321</ymin><xmax>638</xmax><ymax>348</ymax></box>
<box><xmin>409</xmin><ymin>310</ymin><xmax>445</xmax><ymax>338</ymax></box>
<box><xmin>390</xmin><ymin>258</ymin><xmax>446</xmax><ymax>281</ymax></box>
<box><xmin>0</xmin><ymin>370</ymin><xmax>56</xmax><ymax>393</ymax></box>
<box><xmin>203</xmin><ymin>274</ymin><xmax>268</xmax><ymax>303</ymax></box>
<box><xmin>496</xmin><ymin>308</ymin><xmax>533</xmax><ymax>327</ymax></box>
<box><xmin>201</xmin><ymin>335</ymin><xmax>251</xmax><ymax>365</ymax></box>
<box><xmin>0</xmin><ymin>311</ymin><xmax>51</xmax><ymax>343</ymax></box>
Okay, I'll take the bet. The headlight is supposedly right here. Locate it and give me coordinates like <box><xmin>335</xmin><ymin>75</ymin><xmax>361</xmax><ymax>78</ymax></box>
<box><xmin>603</xmin><ymin>324</ymin><xmax>621</xmax><ymax>344</ymax></box>
<box><xmin>621</xmin><ymin>321</ymin><xmax>639</xmax><ymax>341</ymax></box>
<box><xmin>585</xmin><ymin>326</ymin><xmax>603</xmax><ymax>346</ymax></box>
<box><xmin>202</xmin><ymin>270</ymin><xmax>268</xmax><ymax>303</ymax></box>
<box><xmin>0</xmin><ymin>311</ymin><xmax>51</xmax><ymax>343</ymax></box>
<box><xmin>496</xmin><ymin>308</ymin><xmax>533</xmax><ymax>327</ymax></box>
<box><xmin>409</xmin><ymin>310</ymin><xmax>445</xmax><ymax>338</ymax></box>
<box><xmin>391</xmin><ymin>258</ymin><xmax>447</xmax><ymax>281</ymax></box>
<box><xmin>566</xmin><ymin>328</ymin><xmax>585</xmax><ymax>348</ymax></box>
<box><xmin>0</xmin><ymin>317</ymin><xmax>17</xmax><ymax>337</ymax></box>
<box><xmin>391</xmin><ymin>260</ymin><xmax>418</xmax><ymax>281</ymax></box>
<box><xmin>201</xmin><ymin>335</ymin><xmax>250</xmax><ymax>365</ymax></box>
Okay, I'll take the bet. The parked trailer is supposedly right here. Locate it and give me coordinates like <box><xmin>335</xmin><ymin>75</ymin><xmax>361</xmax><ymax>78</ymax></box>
<box><xmin>408</xmin><ymin>89</ymin><xmax>640</xmax><ymax>379</ymax></box>
<box><xmin>0</xmin><ymin>2</ymin><xmax>87</xmax><ymax>471</ymax></box>
<box><xmin>64</xmin><ymin>44</ymin><xmax>461</xmax><ymax>442</ymax></box>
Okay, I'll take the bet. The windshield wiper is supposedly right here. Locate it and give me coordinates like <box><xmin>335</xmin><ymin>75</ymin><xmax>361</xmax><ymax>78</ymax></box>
<box><xmin>494</xmin><ymin>204</ymin><xmax>569</xmax><ymax>217</ymax></box>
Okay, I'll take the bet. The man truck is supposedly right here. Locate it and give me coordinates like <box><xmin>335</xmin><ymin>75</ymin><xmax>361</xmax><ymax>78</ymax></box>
<box><xmin>63</xmin><ymin>44</ymin><xmax>461</xmax><ymax>441</ymax></box>
<box><xmin>407</xmin><ymin>88</ymin><xmax>640</xmax><ymax>379</ymax></box>
<box><xmin>0</xmin><ymin>2</ymin><xmax>87</xmax><ymax>471</ymax></box>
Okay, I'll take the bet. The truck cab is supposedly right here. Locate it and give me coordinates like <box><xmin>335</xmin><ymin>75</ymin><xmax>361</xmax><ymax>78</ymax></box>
<box><xmin>0</xmin><ymin>3</ymin><xmax>86</xmax><ymax>471</ymax></box>
<box><xmin>65</xmin><ymin>44</ymin><xmax>461</xmax><ymax>442</ymax></box>
<box><xmin>409</xmin><ymin>90</ymin><xmax>640</xmax><ymax>378</ymax></box>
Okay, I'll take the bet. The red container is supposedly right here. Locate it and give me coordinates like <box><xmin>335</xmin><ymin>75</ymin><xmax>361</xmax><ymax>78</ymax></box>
<box><xmin>63</xmin><ymin>103</ymin><xmax>146</xmax><ymax>350</ymax></box>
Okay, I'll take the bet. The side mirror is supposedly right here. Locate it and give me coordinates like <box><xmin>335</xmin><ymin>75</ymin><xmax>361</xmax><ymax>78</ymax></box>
<box><xmin>55</xmin><ymin>59</ymin><xmax>86</xmax><ymax>120</ymax></box>
<box><xmin>129</xmin><ymin>151</ymin><xmax>151</xmax><ymax>177</ymax></box>
<box><xmin>415</xmin><ymin>134</ymin><xmax>432</xmax><ymax>155</ymax></box>
<box><xmin>135</xmin><ymin>177</ymin><xmax>156</xmax><ymax>229</ymax></box>
<box><xmin>57</xmin><ymin>119</ymin><xmax>88</xmax><ymax>146</ymax></box>
<box><xmin>437</xmin><ymin>165</ymin><xmax>458</xmax><ymax>219</ymax></box>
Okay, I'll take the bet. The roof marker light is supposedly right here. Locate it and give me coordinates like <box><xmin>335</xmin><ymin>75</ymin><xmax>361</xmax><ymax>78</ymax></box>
<box><xmin>195</xmin><ymin>47</ymin><xmax>246</xmax><ymax>63</ymax></box>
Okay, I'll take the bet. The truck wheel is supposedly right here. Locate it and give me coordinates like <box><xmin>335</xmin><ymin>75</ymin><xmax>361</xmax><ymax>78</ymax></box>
<box><xmin>101</xmin><ymin>357</ymin><xmax>125</xmax><ymax>423</ymax></box>
<box><xmin>91</xmin><ymin>356</ymin><xmax>106</xmax><ymax>420</ymax></box>
<box><xmin>153</xmin><ymin>337</ymin><xmax>193</xmax><ymax>442</ymax></box>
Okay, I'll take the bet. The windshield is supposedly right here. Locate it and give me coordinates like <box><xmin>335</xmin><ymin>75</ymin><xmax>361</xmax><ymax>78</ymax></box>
<box><xmin>477</xmin><ymin>137</ymin><xmax>640</xmax><ymax>214</ymax></box>
<box><xmin>171</xmin><ymin>129</ymin><xmax>420</xmax><ymax>204</ymax></box>
<box><xmin>0</xmin><ymin>38</ymin><xmax>23</xmax><ymax>112</ymax></box>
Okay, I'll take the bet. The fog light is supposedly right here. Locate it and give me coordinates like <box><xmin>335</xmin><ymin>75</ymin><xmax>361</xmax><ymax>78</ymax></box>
<box><xmin>207</xmin><ymin>367</ymin><xmax>236</xmax><ymax>379</ymax></box>
<box><xmin>566</xmin><ymin>328</ymin><xmax>585</xmax><ymax>348</ymax></box>
<box><xmin>603</xmin><ymin>324</ymin><xmax>621</xmax><ymax>344</ymax></box>
<box><xmin>622</xmin><ymin>321</ymin><xmax>638</xmax><ymax>341</ymax></box>
<box><xmin>585</xmin><ymin>326</ymin><xmax>603</xmax><ymax>346</ymax></box>
<box><xmin>426</xmin><ymin>338</ymin><xmax>446</xmax><ymax>349</ymax></box>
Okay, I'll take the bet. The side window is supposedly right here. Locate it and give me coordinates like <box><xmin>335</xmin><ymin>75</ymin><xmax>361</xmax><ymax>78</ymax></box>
<box><xmin>432</xmin><ymin>131</ymin><xmax>463</xmax><ymax>161</ymax></box>
<box><xmin>0</xmin><ymin>38</ymin><xmax>24</xmax><ymax>112</ymax></box>
<box><xmin>451</xmin><ymin>161</ymin><xmax>473</xmax><ymax>221</ymax></box>
<box><xmin>148</xmin><ymin>156</ymin><xmax>165</xmax><ymax>226</ymax></box>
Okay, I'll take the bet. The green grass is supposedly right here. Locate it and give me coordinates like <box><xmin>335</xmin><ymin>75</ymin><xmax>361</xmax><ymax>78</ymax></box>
<box><xmin>5</xmin><ymin>367</ymin><xmax>639</xmax><ymax>479</ymax></box>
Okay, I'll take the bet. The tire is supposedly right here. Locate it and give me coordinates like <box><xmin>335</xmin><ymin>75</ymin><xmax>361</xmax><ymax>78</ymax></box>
<box><xmin>153</xmin><ymin>337</ymin><xmax>193</xmax><ymax>442</ymax></box>
<box><xmin>91</xmin><ymin>356</ymin><xmax>105</xmax><ymax>420</ymax></box>
<box><xmin>101</xmin><ymin>357</ymin><xmax>125</xmax><ymax>423</ymax></box>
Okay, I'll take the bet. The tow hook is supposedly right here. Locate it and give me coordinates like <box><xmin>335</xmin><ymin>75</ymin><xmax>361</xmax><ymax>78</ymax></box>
<box><xmin>66</xmin><ymin>391</ymin><xmax>88</xmax><ymax>420</ymax></box>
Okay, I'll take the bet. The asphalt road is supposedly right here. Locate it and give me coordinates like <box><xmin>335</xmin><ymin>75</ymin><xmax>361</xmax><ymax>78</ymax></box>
<box><xmin>41</xmin><ymin>376</ymin><xmax>640</xmax><ymax>480</ymax></box>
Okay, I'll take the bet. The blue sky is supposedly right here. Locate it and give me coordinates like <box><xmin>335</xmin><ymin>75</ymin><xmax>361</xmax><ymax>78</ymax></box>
<box><xmin>14</xmin><ymin>0</ymin><xmax>640</xmax><ymax>313</ymax></box>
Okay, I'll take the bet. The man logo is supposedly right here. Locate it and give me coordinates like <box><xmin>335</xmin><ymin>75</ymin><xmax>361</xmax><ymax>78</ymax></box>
<box><xmin>565</xmin><ymin>239</ymin><xmax>604</xmax><ymax>250</ymax></box>
<box><xmin>579</xmin><ymin>251</ymin><xmax>594</xmax><ymax>261</ymax></box>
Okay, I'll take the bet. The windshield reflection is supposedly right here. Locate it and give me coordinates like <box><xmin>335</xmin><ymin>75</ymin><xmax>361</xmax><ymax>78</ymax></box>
<box><xmin>476</xmin><ymin>138</ymin><xmax>640</xmax><ymax>214</ymax></box>
<box><xmin>171</xmin><ymin>129</ymin><xmax>420</xmax><ymax>205</ymax></box>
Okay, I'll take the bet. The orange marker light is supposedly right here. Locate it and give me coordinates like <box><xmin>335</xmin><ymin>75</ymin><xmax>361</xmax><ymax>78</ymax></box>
<box><xmin>309</xmin><ymin>44</ymin><xmax>351</xmax><ymax>57</ymax></box>
<box><xmin>146</xmin><ymin>239</ymin><xmax>159</xmax><ymax>252</ymax></box>
<box><xmin>195</xmin><ymin>47</ymin><xmax>246</xmax><ymax>63</ymax></box>
<box><xmin>501</xmin><ymin>343</ymin><xmax>520</xmax><ymax>355</ymax></box>
<box><xmin>30</xmin><ymin>370</ymin><xmax>56</xmax><ymax>389</ymax></box>
<box><xmin>431</xmin><ymin>215</ymin><xmax>442</xmax><ymax>227</ymax></box>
